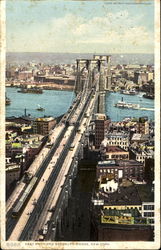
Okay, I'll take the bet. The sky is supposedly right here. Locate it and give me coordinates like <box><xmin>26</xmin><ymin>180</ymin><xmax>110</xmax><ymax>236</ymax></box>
<box><xmin>6</xmin><ymin>0</ymin><xmax>154</xmax><ymax>53</ymax></box>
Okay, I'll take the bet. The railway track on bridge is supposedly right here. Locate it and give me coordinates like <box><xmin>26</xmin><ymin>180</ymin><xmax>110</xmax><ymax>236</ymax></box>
<box><xmin>6</xmin><ymin>87</ymin><xmax>86</xmax><ymax>239</ymax></box>
<box><xmin>6</xmin><ymin>57</ymin><xmax>103</xmax><ymax>241</ymax></box>
<box><xmin>8</xmin><ymin>77</ymin><xmax>97</xmax><ymax>240</ymax></box>
<box><xmin>28</xmin><ymin>88</ymin><xmax>98</xmax><ymax>241</ymax></box>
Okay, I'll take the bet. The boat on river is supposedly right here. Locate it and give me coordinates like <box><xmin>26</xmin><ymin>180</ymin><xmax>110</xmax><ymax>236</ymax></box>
<box><xmin>36</xmin><ymin>105</ymin><xmax>45</xmax><ymax>111</ymax></box>
<box><xmin>17</xmin><ymin>87</ymin><xmax>43</xmax><ymax>94</ymax></box>
<box><xmin>120</xmin><ymin>89</ymin><xmax>138</xmax><ymax>95</ymax></box>
<box><xmin>114</xmin><ymin>97</ymin><xmax>140</xmax><ymax>110</ymax></box>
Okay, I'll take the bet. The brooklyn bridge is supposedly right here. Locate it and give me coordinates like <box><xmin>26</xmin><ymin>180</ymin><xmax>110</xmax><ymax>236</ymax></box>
<box><xmin>6</xmin><ymin>55</ymin><xmax>111</xmax><ymax>241</ymax></box>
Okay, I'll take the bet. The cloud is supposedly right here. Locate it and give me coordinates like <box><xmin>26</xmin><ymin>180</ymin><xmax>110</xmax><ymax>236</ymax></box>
<box><xmin>7</xmin><ymin>10</ymin><xmax>154</xmax><ymax>53</ymax></box>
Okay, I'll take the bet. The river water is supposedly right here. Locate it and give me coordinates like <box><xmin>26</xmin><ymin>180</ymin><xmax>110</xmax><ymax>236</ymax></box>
<box><xmin>6</xmin><ymin>87</ymin><xmax>75</xmax><ymax>118</ymax></box>
<box><xmin>6</xmin><ymin>87</ymin><xmax>154</xmax><ymax>121</ymax></box>
<box><xmin>106</xmin><ymin>91</ymin><xmax>154</xmax><ymax>121</ymax></box>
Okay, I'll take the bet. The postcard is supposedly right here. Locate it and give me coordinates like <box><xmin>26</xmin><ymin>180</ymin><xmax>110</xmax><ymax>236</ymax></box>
<box><xmin>0</xmin><ymin>0</ymin><xmax>160</xmax><ymax>249</ymax></box>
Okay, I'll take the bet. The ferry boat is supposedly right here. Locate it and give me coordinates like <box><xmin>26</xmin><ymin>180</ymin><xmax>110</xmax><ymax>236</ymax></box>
<box><xmin>120</xmin><ymin>89</ymin><xmax>138</xmax><ymax>95</ymax></box>
<box><xmin>114</xmin><ymin>97</ymin><xmax>140</xmax><ymax>110</ymax></box>
<box><xmin>17</xmin><ymin>87</ymin><xmax>43</xmax><ymax>94</ymax></box>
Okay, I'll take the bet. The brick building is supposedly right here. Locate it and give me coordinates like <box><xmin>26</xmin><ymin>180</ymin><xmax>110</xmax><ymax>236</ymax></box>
<box><xmin>96</xmin><ymin>160</ymin><xmax>144</xmax><ymax>182</ymax></box>
<box><xmin>18</xmin><ymin>71</ymin><xmax>33</xmax><ymax>80</ymax></box>
<box><xmin>6</xmin><ymin>163</ymin><xmax>21</xmax><ymax>190</ymax></box>
<box><xmin>33</xmin><ymin>117</ymin><xmax>56</xmax><ymax>135</ymax></box>
<box><xmin>91</xmin><ymin>183</ymin><xmax>154</xmax><ymax>241</ymax></box>
<box><xmin>100</xmin><ymin>145</ymin><xmax>129</xmax><ymax>161</ymax></box>
<box><xmin>24</xmin><ymin>142</ymin><xmax>43</xmax><ymax>170</ymax></box>
<box><xmin>137</xmin><ymin>118</ymin><xmax>149</xmax><ymax>135</ymax></box>
<box><xmin>95</xmin><ymin>113</ymin><xmax>108</xmax><ymax>149</ymax></box>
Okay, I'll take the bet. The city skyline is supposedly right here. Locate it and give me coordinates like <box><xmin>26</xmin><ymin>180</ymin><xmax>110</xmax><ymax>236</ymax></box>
<box><xmin>6</xmin><ymin>0</ymin><xmax>154</xmax><ymax>54</ymax></box>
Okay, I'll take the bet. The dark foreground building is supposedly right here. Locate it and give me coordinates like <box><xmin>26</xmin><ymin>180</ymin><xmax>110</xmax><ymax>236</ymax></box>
<box><xmin>90</xmin><ymin>182</ymin><xmax>154</xmax><ymax>241</ymax></box>
<box><xmin>96</xmin><ymin>223</ymin><xmax>153</xmax><ymax>241</ymax></box>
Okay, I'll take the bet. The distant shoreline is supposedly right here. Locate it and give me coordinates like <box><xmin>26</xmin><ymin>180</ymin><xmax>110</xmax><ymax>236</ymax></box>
<box><xmin>6</xmin><ymin>82</ymin><xmax>74</xmax><ymax>91</ymax></box>
<box><xmin>6</xmin><ymin>52</ymin><xmax>154</xmax><ymax>65</ymax></box>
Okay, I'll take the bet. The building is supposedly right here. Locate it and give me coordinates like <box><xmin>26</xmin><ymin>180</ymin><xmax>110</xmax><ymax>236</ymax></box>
<box><xmin>18</xmin><ymin>71</ymin><xmax>33</xmax><ymax>80</ymax></box>
<box><xmin>33</xmin><ymin>117</ymin><xmax>56</xmax><ymax>135</ymax></box>
<box><xmin>6</xmin><ymin>163</ymin><xmax>21</xmax><ymax>190</ymax></box>
<box><xmin>104</xmin><ymin>133</ymin><xmax>129</xmax><ymax>150</ymax></box>
<box><xmin>131</xmin><ymin>133</ymin><xmax>150</xmax><ymax>145</ymax></box>
<box><xmin>137</xmin><ymin>117</ymin><xmax>149</xmax><ymax>135</ymax></box>
<box><xmin>91</xmin><ymin>183</ymin><xmax>154</xmax><ymax>241</ymax></box>
<box><xmin>34</xmin><ymin>75</ymin><xmax>75</xmax><ymax>85</ymax></box>
<box><xmin>95</xmin><ymin>113</ymin><xmax>107</xmax><ymax>149</ymax></box>
<box><xmin>6</xmin><ymin>115</ymin><xmax>34</xmax><ymax>125</ymax></box>
<box><xmin>134</xmin><ymin>71</ymin><xmax>148</xmax><ymax>84</ymax></box>
<box><xmin>130</xmin><ymin>147</ymin><xmax>154</xmax><ymax>165</ymax></box>
<box><xmin>24</xmin><ymin>141</ymin><xmax>43</xmax><ymax>170</ymax></box>
<box><xmin>96</xmin><ymin>160</ymin><xmax>144</xmax><ymax>182</ymax></box>
<box><xmin>147</xmin><ymin>72</ymin><xmax>154</xmax><ymax>81</ymax></box>
<box><xmin>136</xmin><ymin>184</ymin><xmax>154</xmax><ymax>225</ymax></box>
<box><xmin>100</xmin><ymin>145</ymin><xmax>129</xmax><ymax>161</ymax></box>
<box><xmin>99</xmin><ymin>178</ymin><xmax>118</xmax><ymax>193</ymax></box>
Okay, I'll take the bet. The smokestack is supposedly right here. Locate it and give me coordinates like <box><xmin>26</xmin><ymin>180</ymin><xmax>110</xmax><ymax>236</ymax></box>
<box><xmin>24</xmin><ymin>108</ymin><xmax>27</xmax><ymax>117</ymax></box>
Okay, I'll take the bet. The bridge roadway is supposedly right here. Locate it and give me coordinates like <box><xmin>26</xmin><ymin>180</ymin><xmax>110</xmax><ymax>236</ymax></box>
<box><xmin>6</xmin><ymin>91</ymin><xmax>83</xmax><ymax>216</ymax></box>
<box><xmin>8</xmin><ymin>78</ymin><xmax>98</xmax><ymax>240</ymax></box>
<box><xmin>6</xmin><ymin>124</ymin><xmax>66</xmax><ymax>238</ymax></box>
<box><xmin>6</xmin><ymin>91</ymin><xmax>85</xmax><ymax>238</ymax></box>
<box><xmin>6</xmin><ymin>124</ymin><xmax>65</xmax><ymax>213</ymax></box>
<box><xmin>30</xmin><ymin>88</ymin><xmax>98</xmax><ymax>241</ymax></box>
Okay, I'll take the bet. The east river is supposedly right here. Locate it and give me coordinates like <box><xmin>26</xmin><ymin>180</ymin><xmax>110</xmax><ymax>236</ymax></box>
<box><xmin>6</xmin><ymin>87</ymin><xmax>154</xmax><ymax>121</ymax></box>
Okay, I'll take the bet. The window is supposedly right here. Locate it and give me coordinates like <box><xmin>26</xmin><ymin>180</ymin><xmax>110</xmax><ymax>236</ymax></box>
<box><xmin>149</xmin><ymin>219</ymin><xmax>154</xmax><ymax>224</ymax></box>
<box><xmin>144</xmin><ymin>205</ymin><xmax>154</xmax><ymax>210</ymax></box>
<box><xmin>144</xmin><ymin>212</ymin><xmax>154</xmax><ymax>217</ymax></box>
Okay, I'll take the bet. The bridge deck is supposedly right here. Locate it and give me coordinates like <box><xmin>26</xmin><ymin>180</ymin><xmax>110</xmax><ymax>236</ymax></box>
<box><xmin>7</xmin><ymin>70</ymin><xmax>100</xmax><ymax>241</ymax></box>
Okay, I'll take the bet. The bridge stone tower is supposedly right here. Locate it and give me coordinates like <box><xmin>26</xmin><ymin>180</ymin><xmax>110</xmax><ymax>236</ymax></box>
<box><xmin>75</xmin><ymin>58</ymin><xmax>100</xmax><ymax>94</ymax></box>
<box><xmin>75</xmin><ymin>55</ymin><xmax>111</xmax><ymax>114</ymax></box>
<box><xmin>75</xmin><ymin>59</ymin><xmax>89</xmax><ymax>93</ymax></box>
<box><xmin>93</xmin><ymin>55</ymin><xmax>111</xmax><ymax>91</ymax></box>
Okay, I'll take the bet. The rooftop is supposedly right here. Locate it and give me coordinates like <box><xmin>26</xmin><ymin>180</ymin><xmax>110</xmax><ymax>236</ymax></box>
<box><xmin>6</xmin><ymin>163</ymin><xmax>21</xmax><ymax>172</ymax></box>
<box><xmin>98</xmin><ymin>160</ymin><xmax>117</xmax><ymax>167</ymax></box>
<box><xmin>105</xmin><ymin>146</ymin><xmax>127</xmax><ymax>153</ymax></box>
<box><xmin>35</xmin><ymin>116</ymin><xmax>55</xmax><ymax>122</ymax></box>
<box><xmin>131</xmin><ymin>134</ymin><xmax>150</xmax><ymax>141</ymax></box>
<box><xmin>118</xmin><ymin>160</ymin><xmax>142</xmax><ymax>167</ymax></box>
<box><xmin>100</xmin><ymin>185</ymin><xmax>142</xmax><ymax>206</ymax></box>
<box><xmin>103</xmin><ymin>208</ymin><xmax>141</xmax><ymax>218</ymax></box>
<box><xmin>136</xmin><ymin>184</ymin><xmax>154</xmax><ymax>203</ymax></box>
<box><xmin>106</xmin><ymin>133</ymin><xmax>129</xmax><ymax>139</ymax></box>
<box><xmin>6</xmin><ymin>116</ymin><xmax>35</xmax><ymax>122</ymax></box>
<box><xmin>95</xmin><ymin>113</ymin><xmax>106</xmax><ymax>120</ymax></box>
<box><xmin>11</xmin><ymin>142</ymin><xmax>22</xmax><ymax>148</ymax></box>
<box><xmin>97</xmin><ymin>159</ymin><xmax>142</xmax><ymax>168</ymax></box>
